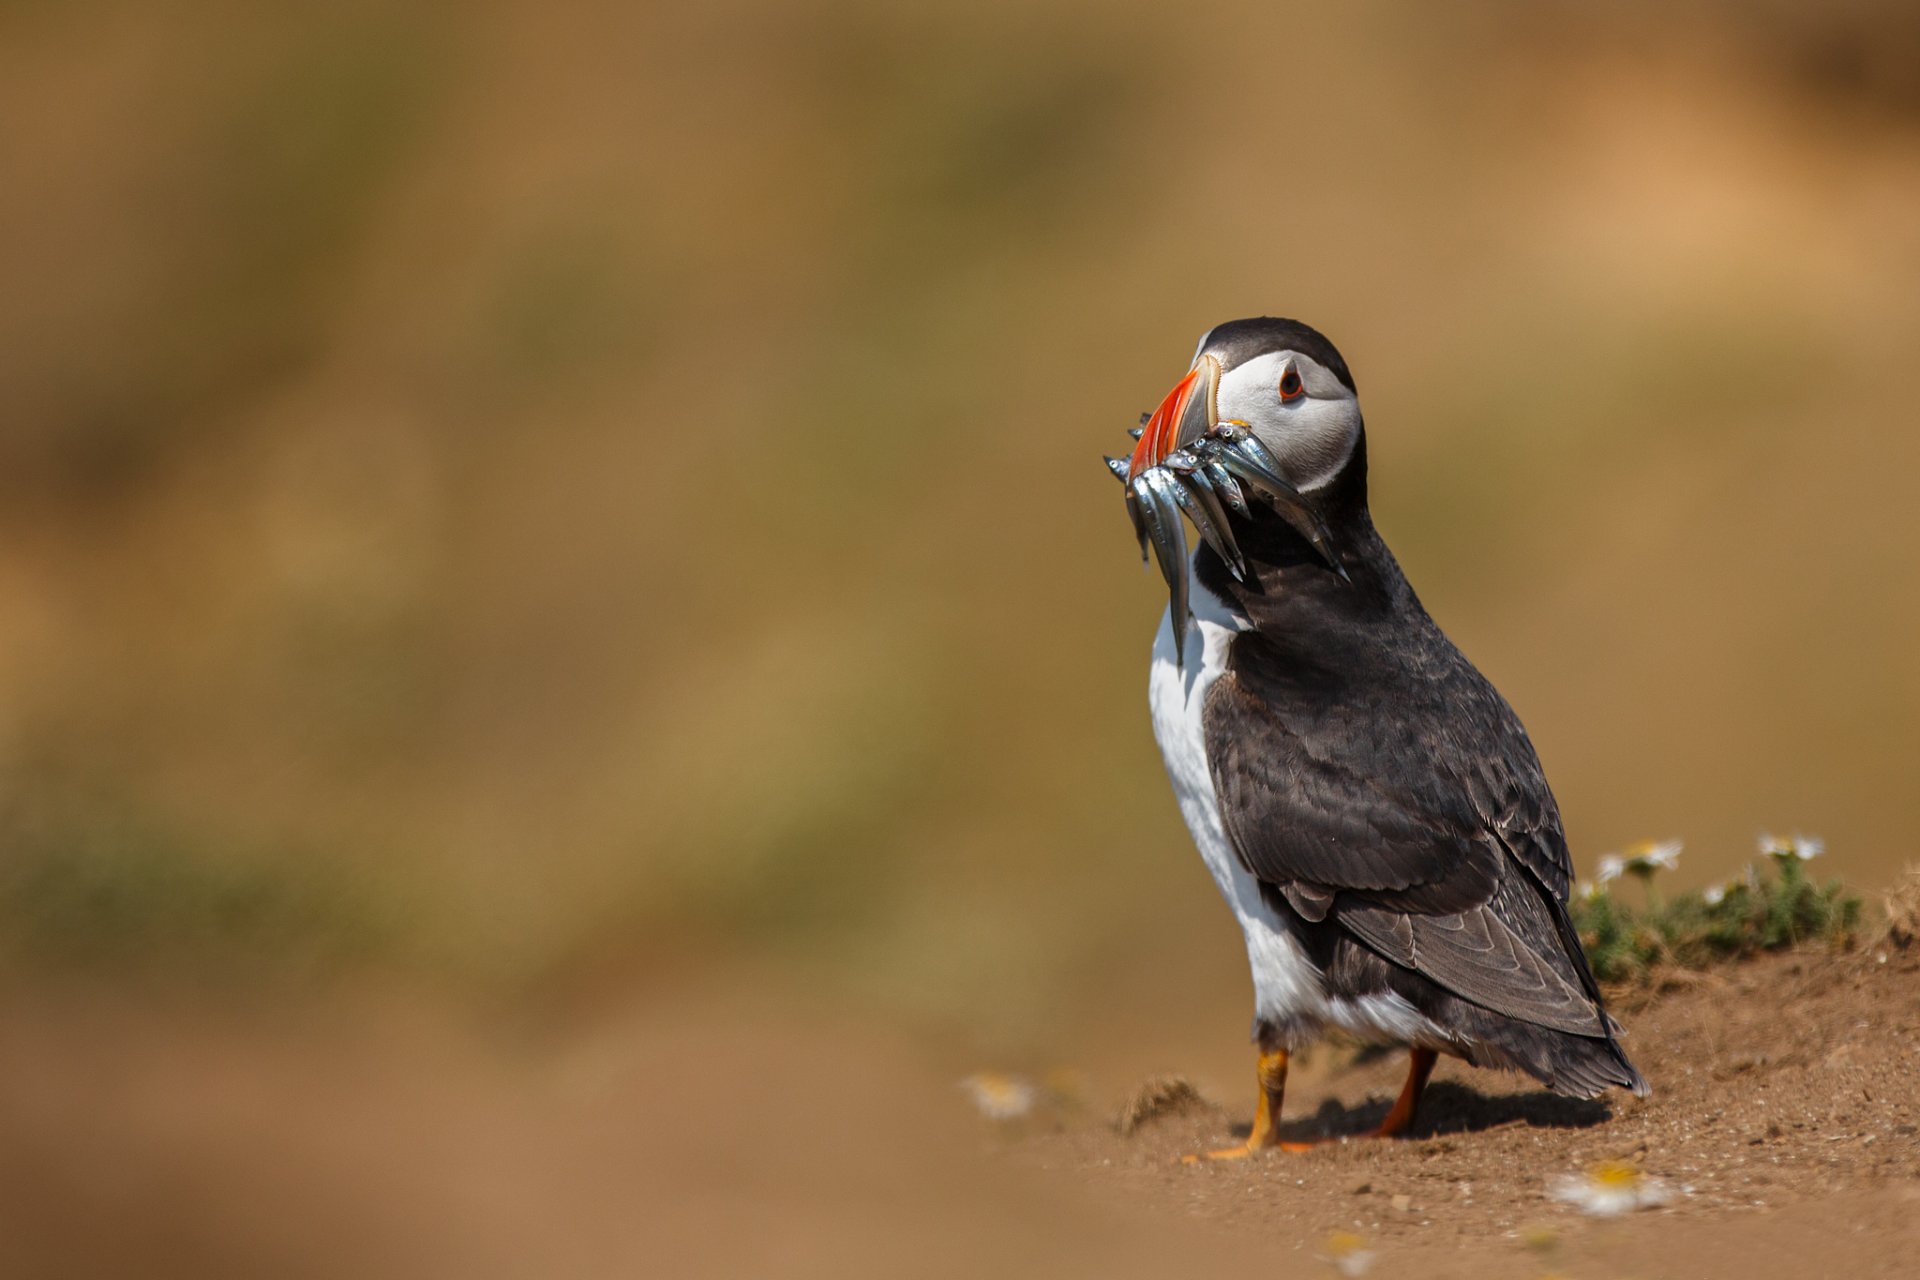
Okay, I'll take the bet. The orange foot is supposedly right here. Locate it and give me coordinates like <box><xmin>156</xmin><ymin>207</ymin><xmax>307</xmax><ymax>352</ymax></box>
<box><xmin>1180</xmin><ymin>1136</ymin><xmax>1318</xmax><ymax>1163</ymax></box>
<box><xmin>1177</xmin><ymin>1045</ymin><xmax>1439</xmax><ymax>1165</ymax></box>
<box><xmin>1178</xmin><ymin>1047</ymin><xmax>1317</xmax><ymax>1163</ymax></box>
<box><xmin>1371</xmin><ymin>1047</ymin><xmax>1438</xmax><ymax>1139</ymax></box>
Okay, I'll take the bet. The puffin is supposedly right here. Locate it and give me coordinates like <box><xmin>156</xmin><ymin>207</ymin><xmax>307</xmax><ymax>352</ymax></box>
<box><xmin>1106</xmin><ymin>317</ymin><xmax>1646</xmax><ymax>1161</ymax></box>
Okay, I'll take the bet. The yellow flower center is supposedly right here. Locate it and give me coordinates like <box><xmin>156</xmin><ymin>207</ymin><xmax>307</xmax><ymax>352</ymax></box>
<box><xmin>973</xmin><ymin>1074</ymin><xmax>1020</xmax><ymax>1102</ymax></box>
<box><xmin>1588</xmin><ymin>1160</ymin><xmax>1643</xmax><ymax>1189</ymax></box>
<box><xmin>1323</xmin><ymin>1232</ymin><xmax>1368</xmax><ymax>1257</ymax></box>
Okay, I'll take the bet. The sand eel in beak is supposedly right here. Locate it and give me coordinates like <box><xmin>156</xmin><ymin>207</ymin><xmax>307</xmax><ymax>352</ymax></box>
<box><xmin>1106</xmin><ymin>317</ymin><xmax>1646</xmax><ymax>1163</ymax></box>
<box><xmin>1106</xmin><ymin>353</ymin><xmax>1346</xmax><ymax>663</ymax></box>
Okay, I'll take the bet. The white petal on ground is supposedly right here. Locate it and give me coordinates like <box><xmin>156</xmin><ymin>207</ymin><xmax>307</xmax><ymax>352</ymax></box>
<box><xmin>1549</xmin><ymin>1161</ymin><xmax>1676</xmax><ymax>1217</ymax></box>
<box><xmin>1316</xmin><ymin>1233</ymin><xmax>1375</xmax><ymax>1277</ymax></box>
<box><xmin>960</xmin><ymin>1072</ymin><xmax>1039</xmax><ymax>1121</ymax></box>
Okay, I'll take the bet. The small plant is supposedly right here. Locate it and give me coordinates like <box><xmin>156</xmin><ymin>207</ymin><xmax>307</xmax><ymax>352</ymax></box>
<box><xmin>1570</xmin><ymin>833</ymin><xmax>1861</xmax><ymax>983</ymax></box>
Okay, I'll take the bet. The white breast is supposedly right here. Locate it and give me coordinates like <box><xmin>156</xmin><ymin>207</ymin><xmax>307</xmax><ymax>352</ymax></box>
<box><xmin>1146</xmin><ymin>576</ymin><xmax>1329</xmax><ymax>1032</ymax></box>
<box><xmin>1146</xmin><ymin>571</ymin><xmax>1448</xmax><ymax>1049</ymax></box>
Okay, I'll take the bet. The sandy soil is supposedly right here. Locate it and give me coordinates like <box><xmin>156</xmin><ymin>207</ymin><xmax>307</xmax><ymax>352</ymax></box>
<box><xmin>1021</xmin><ymin>945</ymin><xmax>1920</xmax><ymax>1277</ymax></box>
<box><xmin>0</xmin><ymin>945</ymin><xmax>1913</xmax><ymax>1278</ymax></box>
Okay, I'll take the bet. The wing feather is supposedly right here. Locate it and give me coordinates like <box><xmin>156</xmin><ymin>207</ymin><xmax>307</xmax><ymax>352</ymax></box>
<box><xmin>1204</xmin><ymin>627</ymin><xmax>1605</xmax><ymax>1034</ymax></box>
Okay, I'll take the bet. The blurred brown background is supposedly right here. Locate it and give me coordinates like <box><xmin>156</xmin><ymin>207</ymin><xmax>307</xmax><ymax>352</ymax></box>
<box><xmin>1</xmin><ymin>0</ymin><xmax>1917</xmax><ymax>1274</ymax></box>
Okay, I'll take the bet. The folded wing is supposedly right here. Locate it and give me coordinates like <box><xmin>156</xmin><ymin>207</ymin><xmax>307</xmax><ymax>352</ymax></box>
<box><xmin>1204</xmin><ymin>631</ymin><xmax>1607</xmax><ymax>1037</ymax></box>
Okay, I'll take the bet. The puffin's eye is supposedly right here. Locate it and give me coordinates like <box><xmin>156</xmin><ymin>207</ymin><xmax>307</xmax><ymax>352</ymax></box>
<box><xmin>1278</xmin><ymin>368</ymin><xmax>1304</xmax><ymax>401</ymax></box>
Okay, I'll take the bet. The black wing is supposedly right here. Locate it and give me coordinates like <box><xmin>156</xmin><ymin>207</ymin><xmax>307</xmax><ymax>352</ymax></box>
<box><xmin>1204</xmin><ymin>626</ymin><xmax>1608</xmax><ymax>1038</ymax></box>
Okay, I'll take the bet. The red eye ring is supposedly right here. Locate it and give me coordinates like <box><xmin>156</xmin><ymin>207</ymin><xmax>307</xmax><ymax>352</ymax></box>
<box><xmin>1278</xmin><ymin>368</ymin><xmax>1304</xmax><ymax>401</ymax></box>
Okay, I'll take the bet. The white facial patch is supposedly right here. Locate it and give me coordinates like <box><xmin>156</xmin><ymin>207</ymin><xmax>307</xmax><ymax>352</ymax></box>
<box><xmin>1213</xmin><ymin>350</ymin><xmax>1363</xmax><ymax>492</ymax></box>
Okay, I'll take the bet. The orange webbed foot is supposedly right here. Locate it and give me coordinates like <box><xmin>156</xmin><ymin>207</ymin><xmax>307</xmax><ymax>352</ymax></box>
<box><xmin>1177</xmin><ymin>1046</ymin><xmax>1320</xmax><ymax>1164</ymax></box>
<box><xmin>1179</xmin><ymin>1136</ymin><xmax>1318</xmax><ymax>1163</ymax></box>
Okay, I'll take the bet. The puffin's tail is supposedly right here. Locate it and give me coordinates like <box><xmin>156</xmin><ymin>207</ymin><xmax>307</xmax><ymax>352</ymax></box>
<box><xmin>1465</xmin><ymin>1019</ymin><xmax>1649</xmax><ymax>1100</ymax></box>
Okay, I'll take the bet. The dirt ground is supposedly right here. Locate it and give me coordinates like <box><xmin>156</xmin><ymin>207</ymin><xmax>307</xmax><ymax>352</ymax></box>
<box><xmin>1023</xmin><ymin>944</ymin><xmax>1920</xmax><ymax>1277</ymax></box>
<box><xmin>0</xmin><ymin>945</ymin><xmax>1914</xmax><ymax>1278</ymax></box>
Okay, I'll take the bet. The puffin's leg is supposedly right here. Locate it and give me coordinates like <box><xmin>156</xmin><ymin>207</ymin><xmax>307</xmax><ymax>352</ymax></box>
<box><xmin>1181</xmin><ymin>1041</ymin><xmax>1316</xmax><ymax>1162</ymax></box>
<box><xmin>1371</xmin><ymin>1047</ymin><xmax>1439</xmax><ymax>1138</ymax></box>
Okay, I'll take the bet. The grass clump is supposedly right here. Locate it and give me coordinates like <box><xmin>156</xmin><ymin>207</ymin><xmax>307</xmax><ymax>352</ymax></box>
<box><xmin>0</xmin><ymin>796</ymin><xmax>397</xmax><ymax>980</ymax></box>
<box><xmin>1570</xmin><ymin>834</ymin><xmax>1862</xmax><ymax>984</ymax></box>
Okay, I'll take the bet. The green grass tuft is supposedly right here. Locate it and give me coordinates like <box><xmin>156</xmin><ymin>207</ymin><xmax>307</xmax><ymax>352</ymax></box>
<box><xmin>1571</xmin><ymin>855</ymin><xmax>1862</xmax><ymax>984</ymax></box>
<box><xmin>0</xmin><ymin>802</ymin><xmax>398</xmax><ymax>980</ymax></box>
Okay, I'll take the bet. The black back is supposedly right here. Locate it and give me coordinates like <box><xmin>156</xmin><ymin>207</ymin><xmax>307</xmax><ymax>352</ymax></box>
<box><xmin>1193</xmin><ymin>421</ymin><xmax>1641</xmax><ymax>1087</ymax></box>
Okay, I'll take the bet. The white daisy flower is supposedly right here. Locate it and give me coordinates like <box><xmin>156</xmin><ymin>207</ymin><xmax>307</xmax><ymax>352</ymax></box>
<box><xmin>1316</xmin><ymin>1232</ymin><xmax>1376</xmax><ymax>1277</ymax></box>
<box><xmin>960</xmin><ymin>1072</ymin><xmax>1038</xmax><ymax>1122</ymax></box>
<box><xmin>1596</xmin><ymin>855</ymin><xmax>1625</xmax><ymax>884</ymax></box>
<box><xmin>1549</xmin><ymin>1160</ymin><xmax>1675</xmax><ymax>1217</ymax></box>
<box><xmin>1703</xmin><ymin>882</ymin><xmax>1727</xmax><ymax>907</ymax></box>
<box><xmin>1758</xmin><ymin>832</ymin><xmax>1823</xmax><ymax>863</ymax></box>
<box><xmin>1620</xmin><ymin>839</ymin><xmax>1682</xmax><ymax>874</ymax></box>
<box><xmin>1575</xmin><ymin>879</ymin><xmax>1604</xmax><ymax>901</ymax></box>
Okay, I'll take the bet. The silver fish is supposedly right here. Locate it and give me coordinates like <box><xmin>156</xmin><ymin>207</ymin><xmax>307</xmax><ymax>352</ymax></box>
<box><xmin>1132</xmin><ymin>471</ymin><xmax>1190</xmax><ymax>661</ymax></box>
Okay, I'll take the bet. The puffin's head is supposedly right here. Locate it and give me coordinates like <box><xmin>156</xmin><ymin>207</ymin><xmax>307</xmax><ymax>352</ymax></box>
<box><xmin>1109</xmin><ymin>318</ymin><xmax>1359</xmax><ymax>659</ymax></box>
<box><xmin>1129</xmin><ymin>317</ymin><xmax>1361</xmax><ymax>493</ymax></box>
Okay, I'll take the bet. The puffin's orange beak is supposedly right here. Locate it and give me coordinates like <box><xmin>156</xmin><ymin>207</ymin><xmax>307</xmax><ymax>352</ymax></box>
<box><xmin>1128</xmin><ymin>354</ymin><xmax>1220</xmax><ymax>479</ymax></box>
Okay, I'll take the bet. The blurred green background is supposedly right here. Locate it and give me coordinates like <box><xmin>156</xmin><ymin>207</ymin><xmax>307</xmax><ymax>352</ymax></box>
<box><xmin>2</xmin><ymin>1</ymin><xmax>1920</xmax><ymax>1269</ymax></box>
